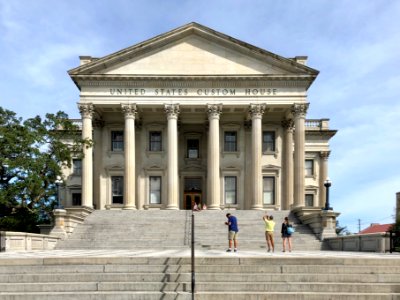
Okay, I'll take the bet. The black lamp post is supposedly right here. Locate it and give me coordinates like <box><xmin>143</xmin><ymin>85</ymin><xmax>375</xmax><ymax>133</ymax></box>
<box><xmin>323</xmin><ymin>178</ymin><xmax>332</xmax><ymax>211</ymax></box>
<box><xmin>55</xmin><ymin>176</ymin><xmax>63</xmax><ymax>209</ymax></box>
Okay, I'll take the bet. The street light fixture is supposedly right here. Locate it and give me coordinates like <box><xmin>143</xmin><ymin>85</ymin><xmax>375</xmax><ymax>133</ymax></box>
<box><xmin>55</xmin><ymin>176</ymin><xmax>63</xmax><ymax>209</ymax></box>
<box><xmin>323</xmin><ymin>178</ymin><xmax>332</xmax><ymax>211</ymax></box>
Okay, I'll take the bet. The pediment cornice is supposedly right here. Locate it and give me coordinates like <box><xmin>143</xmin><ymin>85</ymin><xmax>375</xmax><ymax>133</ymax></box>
<box><xmin>72</xmin><ymin>74</ymin><xmax>315</xmax><ymax>89</ymax></box>
<box><xmin>68</xmin><ymin>22</ymin><xmax>318</xmax><ymax>78</ymax></box>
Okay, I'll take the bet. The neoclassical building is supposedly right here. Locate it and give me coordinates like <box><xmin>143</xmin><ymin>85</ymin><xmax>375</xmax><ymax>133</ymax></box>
<box><xmin>62</xmin><ymin>23</ymin><xmax>336</xmax><ymax>211</ymax></box>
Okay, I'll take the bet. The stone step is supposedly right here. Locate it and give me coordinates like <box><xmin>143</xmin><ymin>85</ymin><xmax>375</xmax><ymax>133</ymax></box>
<box><xmin>0</xmin><ymin>292</ymin><xmax>191</xmax><ymax>300</ymax></box>
<box><xmin>0</xmin><ymin>272</ymin><xmax>399</xmax><ymax>284</ymax></box>
<box><xmin>1</xmin><ymin>292</ymin><xmax>399</xmax><ymax>300</ymax></box>
<box><xmin>3</xmin><ymin>263</ymin><xmax>400</xmax><ymax>275</ymax></box>
<box><xmin>1</xmin><ymin>281</ymin><xmax>398</xmax><ymax>294</ymax></box>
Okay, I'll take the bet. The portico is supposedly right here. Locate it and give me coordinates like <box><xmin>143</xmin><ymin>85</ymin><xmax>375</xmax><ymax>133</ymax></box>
<box><xmin>63</xmin><ymin>22</ymin><xmax>336</xmax><ymax>211</ymax></box>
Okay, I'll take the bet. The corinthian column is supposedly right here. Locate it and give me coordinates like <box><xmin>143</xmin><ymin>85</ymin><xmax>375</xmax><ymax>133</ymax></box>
<box><xmin>165</xmin><ymin>104</ymin><xmax>180</xmax><ymax>210</ymax></box>
<box><xmin>207</xmin><ymin>104</ymin><xmax>222</xmax><ymax>210</ymax></box>
<box><xmin>282</xmin><ymin>118</ymin><xmax>294</xmax><ymax>210</ymax></box>
<box><xmin>78</xmin><ymin>103</ymin><xmax>94</xmax><ymax>208</ymax></box>
<box><xmin>249</xmin><ymin>104</ymin><xmax>266</xmax><ymax>210</ymax></box>
<box><xmin>121</xmin><ymin>104</ymin><xmax>137</xmax><ymax>210</ymax></box>
<box><xmin>292</xmin><ymin>103</ymin><xmax>309</xmax><ymax>207</ymax></box>
<box><xmin>319</xmin><ymin>151</ymin><xmax>330</xmax><ymax>208</ymax></box>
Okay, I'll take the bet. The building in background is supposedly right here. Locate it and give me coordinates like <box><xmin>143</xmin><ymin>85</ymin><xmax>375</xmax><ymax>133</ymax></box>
<box><xmin>62</xmin><ymin>23</ymin><xmax>336</xmax><ymax>211</ymax></box>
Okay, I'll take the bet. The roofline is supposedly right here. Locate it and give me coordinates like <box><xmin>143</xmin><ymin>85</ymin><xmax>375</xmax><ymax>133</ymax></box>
<box><xmin>68</xmin><ymin>22</ymin><xmax>319</xmax><ymax>77</ymax></box>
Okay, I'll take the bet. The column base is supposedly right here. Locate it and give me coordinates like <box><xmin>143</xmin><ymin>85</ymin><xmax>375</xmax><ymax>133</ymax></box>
<box><xmin>251</xmin><ymin>205</ymin><xmax>264</xmax><ymax>210</ymax></box>
<box><xmin>165</xmin><ymin>206</ymin><xmax>179</xmax><ymax>210</ymax></box>
<box><xmin>207</xmin><ymin>206</ymin><xmax>221</xmax><ymax>210</ymax></box>
<box><xmin>123</xmin><ymin>206</ymin><xmax>137</xmax><ymax>210</ymax></box>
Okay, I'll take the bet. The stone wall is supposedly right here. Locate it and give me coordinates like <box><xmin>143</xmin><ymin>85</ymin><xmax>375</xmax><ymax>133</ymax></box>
<box><xmin>0</xmin><ymin>231</ymin><xmax>59</xmax><ymax>252</ymax></box>
<box><xmin>325</xmin><ymin>233</ymin><xmax>390</xmax><ymax>253</ymax></box>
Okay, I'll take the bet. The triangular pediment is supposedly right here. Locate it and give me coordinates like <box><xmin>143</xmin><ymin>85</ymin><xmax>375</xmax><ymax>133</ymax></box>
<box><xmin>69</xmin><ymin>23</ymin><xmax>318</xmax><ymax>77</ymax></box>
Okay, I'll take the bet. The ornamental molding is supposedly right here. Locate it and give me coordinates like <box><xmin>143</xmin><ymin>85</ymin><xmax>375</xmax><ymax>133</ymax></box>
<box><xmin>206</xmin><ymin>104</ymin><xmax>222</xmax><ymax>117</ymax></box>
<box><xmin>281</xmin><ymin>118</ymin><xmax>294</xmax><ymax>131</ymax></box>
<box><xmin>319</xmin><ymin>151</ymin><xmax>331</xmax><ymax>160</ymax></box>
<box><xmin>121</xmin><ymin>103</ymin><xmax>137</xmax><ymax>119</ymax></box>
<box><xmin>74</xmin><ymin>76</ymin><xmax>313</xmax><ymax>89</ymax></box>
<box><xmin>291</xmin><ymin>103</ymin><xmax>309</xmax><ymax>118</ymax></box>
<box><xmin>164</xmin><ymin>104</ymin><xmax>180</xmax><ymax>117</ymax></box>
<box><xmin>78</xmin><ymin>103</ymin><xmax>94</xmax><ymax>119</ymax></box>
<box><xmin>249</xmin><ymin>104</ymin><xmax>266</xmax><ymax>118</ymax></box>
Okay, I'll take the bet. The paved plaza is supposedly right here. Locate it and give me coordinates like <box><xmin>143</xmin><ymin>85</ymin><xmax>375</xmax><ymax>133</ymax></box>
<box><xmin>1</xmin><ymin>249</ymin><xmax>399</xmax><ymax>259</ymax></box>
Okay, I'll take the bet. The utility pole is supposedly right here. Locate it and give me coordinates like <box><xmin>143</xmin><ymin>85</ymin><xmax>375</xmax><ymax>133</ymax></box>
<box><xmin>358</xmin><ymin>219</ymin><xmax>361</xmax><ymax>233</ymax></box>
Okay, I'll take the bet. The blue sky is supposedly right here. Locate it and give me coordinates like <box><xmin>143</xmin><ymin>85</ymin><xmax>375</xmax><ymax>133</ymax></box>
<box><xmin>1</xmin><ymin>0</ymin><xmax>399</xmax><ymax>233</ymax></box>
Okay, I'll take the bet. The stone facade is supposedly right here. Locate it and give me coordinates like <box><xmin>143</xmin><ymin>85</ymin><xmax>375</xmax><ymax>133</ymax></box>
<box><xmin>61</xmin><ymin>23</ymin><xmax>336</xmax><ymax>211</ymax></box>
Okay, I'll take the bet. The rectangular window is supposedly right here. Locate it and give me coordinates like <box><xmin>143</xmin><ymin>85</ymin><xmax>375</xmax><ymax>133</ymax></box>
<box><xmin>72</xmin><ymin>159</ymin><xmax>82</xmax><ymax>175</ymax></box>
<box><xmin>111</xmin><ymin>131</ymin><xmax>124</xmax><ymax>151</ymax></box>
<box><xmin>263</xmin><ymin>176</ymin><xmax>275</xmax><ymax>205</ymax></box>
<box><xmin>305</xmin><ymin>159</ymin><xmax>314</xmax><ymax>176</ymax></box>
<box><xmin>225</xmin><ymin>176</ymin><xmax>237</xmax><ymax>204</ymax></box>
<box><xmin>72</xmin><ymin>193</ymin><xmax>82</xmax><ymax>206</ymax></box>
<box><xmin>149</xmin><ymin>131</ymin><xmax>162</xmax><ymax>151</ymax></box>
<box><xmin>224</xmin><ymin>131</ymin><xmax>237</xmax><ymax>152</ymax></box>
<box><xmin>149</xmin><ymin>176</ymin><xmax>161</xmax><ymax>204</ymax></box>
<box><xmin>187</xmin><ymin>139</ymin><xmax>199</xmax><ymax>158</ymax></box>
<box><xmin>305</xmin><ymin>194</ymin><xmax>314</xmax><ymax>207</ymax></box>
<box><xmin>262</xmin><ymin>131</ymin><xmax>275</xmax><ymax>152</ymax></box>
<box><xmin>112</xmin><ymin>176</ymin><xmax>123</xmax><ymax>204</ymax></box>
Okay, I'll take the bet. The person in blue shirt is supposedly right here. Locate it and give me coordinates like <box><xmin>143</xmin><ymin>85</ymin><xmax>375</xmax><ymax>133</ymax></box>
<box><xmin>225</xmin><ymin>213</ymin><xmax>239</xmax><ymax>252</ymax></box>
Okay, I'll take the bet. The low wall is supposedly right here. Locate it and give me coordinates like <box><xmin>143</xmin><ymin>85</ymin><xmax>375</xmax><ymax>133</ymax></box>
<box><xmin>0</xmin><ymin>231</ymin><xmax>59</xmax><ymax>252</ymax></box>
<box><xmin>325</xmin><ymin>233</ymin><xmax>390</xmax><ymax>253</ymax></box>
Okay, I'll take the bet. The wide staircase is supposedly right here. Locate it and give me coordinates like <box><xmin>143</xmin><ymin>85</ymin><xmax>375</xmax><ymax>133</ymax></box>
<box><xmin>2</xmin><ymin>210</ymin><xmax>400</xmax><ymax>299</ymax></box>
<box><xmin>1</xmin><ymin>255</ymin><xmax>400</xmax><ymax>299</ymax></box>
<box><xmin>55</xmin><ymin>210</ymin><xmax>324</xmax><ymax>251</ymax></box>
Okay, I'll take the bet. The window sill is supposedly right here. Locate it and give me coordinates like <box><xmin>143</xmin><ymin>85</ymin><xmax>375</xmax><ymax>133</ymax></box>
<box><xmin>222</xmin><ymin>151</ymin><xmax>240</xmax><ymax>158</ymax></box>
<box><xmin>145</xmin><ymin>151</ymin><xmax>165</xmax><ymax>158</ymax></box>
<box><xmin>263</xmin><ymin>150</ymin><xmax>278</xmax><ymax>157</ymax></box>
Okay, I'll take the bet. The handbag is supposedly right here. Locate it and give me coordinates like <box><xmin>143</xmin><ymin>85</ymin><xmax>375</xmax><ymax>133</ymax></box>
<box><xmin>287</xmin><ymin>226</ymin><xmax>295</xmax><ymax>234</ymax></box>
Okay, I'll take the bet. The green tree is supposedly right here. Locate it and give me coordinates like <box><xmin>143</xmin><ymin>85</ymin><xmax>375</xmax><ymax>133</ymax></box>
<box><xmin>0</xmin><ymin>107</ymin><xmax>90</xmax><ymax>232</ymax></box>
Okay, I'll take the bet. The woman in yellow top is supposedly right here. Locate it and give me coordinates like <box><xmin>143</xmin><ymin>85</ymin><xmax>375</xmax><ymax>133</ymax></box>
<box><xmin>263</xmin><ymin>214</ymin><xmax>275</xmax><ymax>252</ymax></box>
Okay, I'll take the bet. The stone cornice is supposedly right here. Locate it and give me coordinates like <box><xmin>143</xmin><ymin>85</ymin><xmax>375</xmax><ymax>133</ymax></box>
<box><xmin>71</xmin><ymin>74</ymin><xmax>315</xmax><ymax>89</ymax></box>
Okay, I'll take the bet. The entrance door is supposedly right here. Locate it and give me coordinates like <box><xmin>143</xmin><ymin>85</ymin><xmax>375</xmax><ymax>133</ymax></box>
<box><xmin>184</xmin><ymin>193</ymin><xmax>202</xmax><ymax>210</ymax></box>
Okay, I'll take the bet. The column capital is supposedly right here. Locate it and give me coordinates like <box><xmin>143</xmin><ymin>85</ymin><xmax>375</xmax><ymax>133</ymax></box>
<box><xmin>320</xmin><ymin>151</ymin><xmax>331</xmax><ymax>160</ymax></box>
<box><xmin>121</xmin><ymin>103</ymin><xmax>137</xmax><ymax>119</ymax></box>
<box><xmin>165</xmin><ymin>104</ymin><xmax>180</xmax><ymax>118</ymax></box>
<box><xmin>291</xmin><ymin>103</ymin><xmax>309</xmax><ymax>119</ymax></box>
<box><xmin>78</xmin><ymin>103</ymin><xmax>94</xmax><ymax>119</ymax></box>
<box><xmin>206</xmin><ymin>104</ymin><xmax>222</xmax><ymax>119</ymax></box>
<box><xmin>282</xmin><ymin>118</ymin><xmax>294</xmax><ymax>132</ymax></box>
<box><xmin>249</xmin><ymin>104</ymin><xmax>266</xmax><ymax>119</ymax></box>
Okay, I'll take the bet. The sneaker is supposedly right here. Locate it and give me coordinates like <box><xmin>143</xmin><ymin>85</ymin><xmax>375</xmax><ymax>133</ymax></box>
<box><xmin>267</xmin><ymin>249</ymin><xmax>271</xmax><ymax>252</ymax></box>
<box><xmin>234</xmin><ymin>249</ymin><xmax>237</xmax><ymax>252</ymax></box>
<box><xmin>226</xmin><ymin>249</ymin><xmax>232</xmax><ymax>252</ymax></box>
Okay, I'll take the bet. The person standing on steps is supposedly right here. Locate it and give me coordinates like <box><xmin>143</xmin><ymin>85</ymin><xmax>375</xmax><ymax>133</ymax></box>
<box><xmin>281</xmin><ymin>216</ymin><xmax>293</xmax><ymax>252</ymax></box>
<box><xmin>225</xmin><ymin>213</ymin><xmax>239</xmax><ymax>252</ymax></box>
<box><xmin>263</xmin><ymin>214</ymin><xmax>275</xmax><ymax>252</ymax></box>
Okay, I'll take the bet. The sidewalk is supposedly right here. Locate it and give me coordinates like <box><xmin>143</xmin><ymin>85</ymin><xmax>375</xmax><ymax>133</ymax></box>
<box><xmin>0</xmin><ymin>248</ymin><xmax>399</xmax><ymax>259</ymax></box>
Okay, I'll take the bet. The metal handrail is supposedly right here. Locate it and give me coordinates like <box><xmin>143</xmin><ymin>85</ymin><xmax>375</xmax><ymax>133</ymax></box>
<box><xmin>191</xmin><ymin>211</ymin><xmax>195</xmax><ymax>299</ymax></box>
